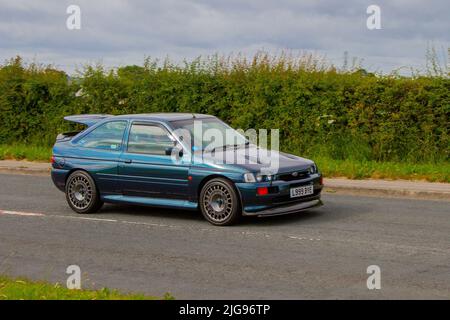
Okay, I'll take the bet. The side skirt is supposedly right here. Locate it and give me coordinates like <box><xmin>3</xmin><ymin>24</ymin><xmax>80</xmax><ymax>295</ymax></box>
<box><xmin>101</xmin><ymin>195</ymin><xmax>198</xmax><ymax>211</ymax></box>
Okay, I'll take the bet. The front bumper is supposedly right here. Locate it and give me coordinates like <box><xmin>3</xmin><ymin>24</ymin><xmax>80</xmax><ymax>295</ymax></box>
<box><xmin>243</xmin><ymin>198</ymin><xmax>323</xmax><ymax>217</ymax></box>
<box><xmin>236</xmin><ymin>173</ymin><xmax>323</xmax><ymax>216</ymax></box>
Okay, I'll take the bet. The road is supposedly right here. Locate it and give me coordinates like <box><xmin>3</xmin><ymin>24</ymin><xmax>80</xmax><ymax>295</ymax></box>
<box><xmin>0</xmin><ymin>173</ymin><xmax>449</xmax><ymax>299</ymax></box>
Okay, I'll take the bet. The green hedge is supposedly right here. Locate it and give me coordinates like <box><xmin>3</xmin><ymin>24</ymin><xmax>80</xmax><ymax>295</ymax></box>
<box><xmin>0</xmin><ymin>56</ymin><xmax>448</xmax><ymax>163</ymax></box>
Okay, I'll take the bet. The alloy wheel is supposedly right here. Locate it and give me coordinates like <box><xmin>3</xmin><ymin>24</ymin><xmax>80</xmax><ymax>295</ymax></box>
<box><xmin>67</xmin><ymin>175</ymin><xmax>93</xmax><ymax>210</ymax></box>
<box><xmin>202</xmin><ymin>183</ymin><xmax>234</xmax><ymax>223</ymax></box>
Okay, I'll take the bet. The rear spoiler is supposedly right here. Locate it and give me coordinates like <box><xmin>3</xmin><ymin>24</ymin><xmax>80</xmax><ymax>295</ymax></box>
<box><xmin>63</xmin><ymin>114</ymin><xmax>112</xmax><ymax>127</ymax></box>
<box><xmin>56</xmin><ymin>131</ymin><xmax>81</xmax><ymax>141</ymax></box>
<box><xmin>56</xmin><ymin>114</ymin><xmax>112</xmax><ymax>142</ymax></box>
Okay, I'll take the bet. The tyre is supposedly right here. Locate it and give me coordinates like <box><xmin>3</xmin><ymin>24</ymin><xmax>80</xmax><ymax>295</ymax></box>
<box><xmin>199</xmin><ymin>178</ymin><xmax>241</xmax><ymax>226</ymax></box>
<box><xmin>65</xmin><ymin>170</ymin><xmax>103</xmax><ymax>214</ymax></box>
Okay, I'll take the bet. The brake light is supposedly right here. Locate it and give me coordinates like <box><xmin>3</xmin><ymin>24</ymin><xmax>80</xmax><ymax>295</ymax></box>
<box><xmin>50</xmin><ymin>155</ymin><xmax>55</xmax><ymax>164</ymax></box>
<box><xmin>256</xmin><ymin>187</ymin><xmax>269</xmax><ymax>196</ymax></box>
<box><xmin>320</xmin><ymin>176</ymin><xmax>323</xmax><ymax>185</ymax></box>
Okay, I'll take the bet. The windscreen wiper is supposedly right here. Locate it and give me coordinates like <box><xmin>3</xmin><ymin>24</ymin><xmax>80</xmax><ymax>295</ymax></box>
<box><xmin>208</xmin><ymin>142</ymin><xmax>249</xmax><ymax>153</ymax></box>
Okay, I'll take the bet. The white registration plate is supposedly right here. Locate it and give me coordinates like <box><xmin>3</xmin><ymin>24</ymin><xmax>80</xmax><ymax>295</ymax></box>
<box><xmin>290</xmin><ymin>185</ymin><xmax>314</xmax><ymax>198</ymax></box>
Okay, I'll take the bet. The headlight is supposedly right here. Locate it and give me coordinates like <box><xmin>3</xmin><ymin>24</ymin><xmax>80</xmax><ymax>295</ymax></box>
<box><xmin>309</xmin><ymin>164</ymin><xmax>318</xmax><ymax>174</ymax></box>
<box><xmin>256</xmin><ymin>174</ymin><xmax>273</xmax><ymax>182</ymax></box>
<box><xmin>244</xmin><ymin>173</ymin><xmax>256</xmax><ymax>183</ymax></box>
<box><xmin>244</xmin><ymin>173</ymin><xmax>273</xmax><ymax>183</ymax></box>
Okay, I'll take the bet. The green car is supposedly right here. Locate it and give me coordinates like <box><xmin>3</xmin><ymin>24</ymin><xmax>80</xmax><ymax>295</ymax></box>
<box><xmin>51</xmin><ymin>113</ymin><xmax>323</xmax><ymax>226</ymax></box>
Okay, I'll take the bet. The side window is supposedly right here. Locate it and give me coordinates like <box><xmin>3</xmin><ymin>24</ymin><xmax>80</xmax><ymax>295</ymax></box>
<box><xmin>77</xmin><ymin>121</ymin><xmax>127</xmax><ymax>151</ymax></box>
<box><xmin>127</xmin><ymin>124</ymin><xmax>174</xmax><ymax>155</ymax></box>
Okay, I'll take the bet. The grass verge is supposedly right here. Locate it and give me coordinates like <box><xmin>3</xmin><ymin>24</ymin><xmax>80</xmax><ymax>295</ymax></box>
<box><xmin>0</xmin><ymin>144</ymin><xmax>52</xmax><ymax>162</ymax></box>
<box><xmin>0</xmin><ymin>275</ymin><xmax>174</xmax><ymax>300</ymax></box>
<box><xmin>315</xmin><ymin>157</ymin><xmax>450</xmax><ymax>183</ymax></box>
<box><xmin>0</xmin><ymin>144</ymin><xmax>448</xmax><ymax>182</ymax></box>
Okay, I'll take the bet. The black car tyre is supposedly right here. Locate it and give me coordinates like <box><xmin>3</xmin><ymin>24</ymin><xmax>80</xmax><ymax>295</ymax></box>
<box><xmin>199</xmin><ymin>178</ymin><xmax>241</xmax><ymax>226</ymax></box>
<box><xmin>65</xmin><ymin>171</ymin><xmax>103</xmax><ymax>214</ymax></box>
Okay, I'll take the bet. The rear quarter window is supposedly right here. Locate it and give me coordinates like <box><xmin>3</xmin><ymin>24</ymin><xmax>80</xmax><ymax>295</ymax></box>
<box><xmin>77</xmin><ymin>121</ymin><xmax>127</xmax><ymax>151</ymax></box>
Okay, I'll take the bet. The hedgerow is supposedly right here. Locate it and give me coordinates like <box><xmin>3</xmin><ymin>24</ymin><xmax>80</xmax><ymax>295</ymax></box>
<box><xmin>0</xmin><ymin>55</ymin><xmax>448</xmax><ymax>163</ymax></box>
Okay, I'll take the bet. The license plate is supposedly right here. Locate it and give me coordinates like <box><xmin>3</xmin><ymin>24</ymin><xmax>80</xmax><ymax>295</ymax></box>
<box><xmin>290</xmin><ymin>185</ymin><xmax>314</xmax><ymax>198</ymax></box>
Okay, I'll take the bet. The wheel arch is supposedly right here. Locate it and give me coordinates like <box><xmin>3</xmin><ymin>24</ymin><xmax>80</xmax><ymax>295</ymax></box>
<box><xmin>65</xmin><ymin>168</ymin><xmax>92</xmax><ymax>185</ymax></box>
<box><xmin>197</xmin><ymin>174</ymin><xmax>243</xmax><ymax>209</ymax></box>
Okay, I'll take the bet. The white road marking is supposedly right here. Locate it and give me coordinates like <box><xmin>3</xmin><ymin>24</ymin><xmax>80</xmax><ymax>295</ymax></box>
<box><xmin>288</xmin><ymin>235</ymin><xmax>321</xmax><ymax>241</ymax></box>
<box><xmin>0</xmin><ymin>208</ymin><xmax>176</xmax><ymax>227</ymax></box>
<box><xmin>1</xmin><ymin>209</ymin><xmax>447</xmax><ymax>255</ymax></box>
<box><xmin>120</xmin><ymin>220</ymin><xmax>172</xmax><ymax>228</ymax></box>
<box><xmin>288</xmin><ymin>236</ymin><xmax>304</xmax><ymax>240</ymax></box>
<box><xmin>0</xmin><ymin>208</ymin><xmax>322</xmax><ymax>243</ymax></box>
<box><xmin>0</xmin><ymin>210</ymin><xmax>45</xmax><ymax>217</ymax></box>
<box><xmin>56</xmin><ymin>215</ymin><xmax>118</xmax><ymax>223</ymax></box>
<box><xmin>0</xmin><ymin>209</ymin><xmax>118</xmax><ymax>222</ymax></box>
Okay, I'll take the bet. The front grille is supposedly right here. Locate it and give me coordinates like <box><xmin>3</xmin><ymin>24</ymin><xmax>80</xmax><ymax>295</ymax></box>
<box><xmin>277</xmin><ymin>170</ymin><xmax>310</xmax><ymax>181</ymax></box>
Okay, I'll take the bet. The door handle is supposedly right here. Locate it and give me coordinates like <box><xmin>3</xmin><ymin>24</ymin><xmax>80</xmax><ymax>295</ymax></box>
<box><xmin>124</xmin><ymin>159</ymin><xmax>132</xmax><ymax>164</ymax></box>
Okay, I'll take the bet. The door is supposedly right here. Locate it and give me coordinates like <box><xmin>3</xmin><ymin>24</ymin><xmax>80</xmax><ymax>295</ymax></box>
<box><xmin>70</xmin><ymin>120</ymin><xmax>128</xmax><ymax>195</ymax></box>
<box><xmin>118</xmin><ymin>122</ymin><xmax>190</xmax><ymax>199</ymax></box>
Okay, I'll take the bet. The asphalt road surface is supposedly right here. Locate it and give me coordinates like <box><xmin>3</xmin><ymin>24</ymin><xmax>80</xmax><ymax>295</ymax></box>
<box><xmin>0</xmin><ymin>173</ymin><xmax>449</xmax><ymax>299</ymax></box>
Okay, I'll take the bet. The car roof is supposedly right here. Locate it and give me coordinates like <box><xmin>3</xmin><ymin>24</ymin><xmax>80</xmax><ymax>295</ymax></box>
<box><xmin>113</xmin><ymin>113</ymin><xmax>215</xmax><ymax>122</ymax></box>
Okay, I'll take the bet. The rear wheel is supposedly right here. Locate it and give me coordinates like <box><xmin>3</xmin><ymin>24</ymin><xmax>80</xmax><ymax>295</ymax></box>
<box><xmin>199</xmin><ymin>178</ymin><xmax>241</xmax><ymax>226</ymax></box>
<box><xmin>65</xmin><ymin>171</ymin><xmax>103</xmax><ymax>214</ymax></box>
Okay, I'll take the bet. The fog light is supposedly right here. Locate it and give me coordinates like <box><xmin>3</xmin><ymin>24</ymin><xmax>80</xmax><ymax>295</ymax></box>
<box><xmin>257</xmin><ymin>187</ymin><xmax>269</xmax><ymax>195</ymax></box>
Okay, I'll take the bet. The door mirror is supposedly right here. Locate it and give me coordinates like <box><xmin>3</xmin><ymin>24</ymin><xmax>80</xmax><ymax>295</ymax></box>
<box><xmin>164</xmin><ymin>140</ymin><xmax>177</xmax><ymax>156</ymax></box>
<box><xmin>165</xmin><ymin>146</ymin><xmax>183</xmax><ymax>158</ymax></box>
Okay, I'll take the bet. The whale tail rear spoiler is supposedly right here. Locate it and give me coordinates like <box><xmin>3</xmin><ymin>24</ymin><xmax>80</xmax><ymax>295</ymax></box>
<box><xmin>63</xmin><ymin>114</ymin><xmax>112</xmax><ymax>127</ymax></box>
<box><xmin>56</xmin><ymin>114</ymin><xmax>112</xmax><ymax>142</ymax></box>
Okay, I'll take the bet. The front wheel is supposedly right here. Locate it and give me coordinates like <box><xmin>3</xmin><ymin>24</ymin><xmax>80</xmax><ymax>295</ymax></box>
<box><xmin>65</xmin><ymin>171</ymin><xmax>103</xmax><ymax>214</ymax></box>
<box><xmin>199</xmin><ymin>178</ymin><xmax>241</xmax><ymax>226</ymax></box>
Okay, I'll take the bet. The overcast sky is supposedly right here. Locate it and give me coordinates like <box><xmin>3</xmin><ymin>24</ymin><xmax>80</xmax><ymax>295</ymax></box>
<box><xmin>0</xmin><ymin>0</ymin><xmax>448</xmax><ymax>74</ymax></box>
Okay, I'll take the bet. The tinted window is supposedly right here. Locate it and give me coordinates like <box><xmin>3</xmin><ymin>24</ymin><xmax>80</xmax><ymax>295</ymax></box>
<box><xmin>127</xmin><ymin>124</ymin><xmax>174</xmax><ymax>155</ymax></box>
<box><xmin>78</xmin><ymin>121</ymin><xmax>127</xmax><ymax>151</ymax></box>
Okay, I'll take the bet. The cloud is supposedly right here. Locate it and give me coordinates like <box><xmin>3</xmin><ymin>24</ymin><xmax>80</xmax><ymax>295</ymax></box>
<box><xmin>0</xmin><ymin>0</ymin><xmax>448</xmax><ymax>73</ymax></box>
